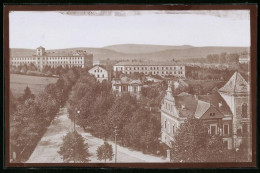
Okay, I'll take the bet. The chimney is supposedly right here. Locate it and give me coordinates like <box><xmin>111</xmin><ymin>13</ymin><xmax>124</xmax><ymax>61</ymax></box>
<box><xmin>181</xmin><ymin>104</ymin><xmax>185</xmax><ymax>110</ymax></box>
<box><xmin>194</xmin><ymin>94</ymin><xmax>198</xmax><ymax>100</ymax></box>
<box><xmin>219</xmin><ymin>102</ymin><xmax>222</xmax><ymax>108</ymax></box>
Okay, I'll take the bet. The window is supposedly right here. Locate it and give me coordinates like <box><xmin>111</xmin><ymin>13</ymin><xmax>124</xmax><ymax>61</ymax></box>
<box><xmin>210</xmin><ymin>112</ymin><xmax>215</xmax><ymax>116</ymax></box>
<box><xmin>210</xmin><ymin>124</ymin><xmax>217</xmax><ymax>135</ymax></box>
<box><xmin>172</xmin><ymin>124</ymin><xmax>175</xmax><ymax>134</ymax></box>
<box><xmin>164</xmin><ymin>120</ymin><xmax>167</xmax><ymax>129</ymax></box>
<box><xmin>223</xmin><ymin>140</ymin><xmax>228</xmax><ymax>148</ymax></box>
<box><xmin>242</xmin><ymin>103</ymin><xmax>247</xmax><ymax>117</ymax></box>
<box><xmin>97</xmin><ymin>74</ymin><xmax>99</xmax><ymax>78</ymax></box>
<box><xmin>102</xmin><ymin>74</ymin><xmax>104</xmax><ymax>78</ymax></box>
<box><xmin>167</xmin><ymin>122</ymin><xmax>170</xmax><ymax>133</ymax></box>
<box><xmin>242</xmin><ymin>124</ymin><xmax>248</xmax><ymax>134</ymax></box>
<box><xmin>133</xmin><ymin>86</ymin><xmax>137</xmax><ymax>93</ymax></box>
<box><xmin>223</xmin><ymin>124</ymin><xmax>229</xmax><ymax>135</ymax></box>
<box><xmin>237</xmin><ymin>127</ymin><xmax>242</xmax><ymax>136</ymax></box>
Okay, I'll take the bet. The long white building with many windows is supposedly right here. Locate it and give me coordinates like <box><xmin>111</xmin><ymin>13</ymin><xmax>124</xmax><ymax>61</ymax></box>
<box><xmin>113</xmin><ymin>62</ymin><xmax>185</xmax><ymax>78</ymax></box>
<box><xmin>10</xmin><ymin>46</ymin><xmax>93</xmax><ymax>70</ymax></box>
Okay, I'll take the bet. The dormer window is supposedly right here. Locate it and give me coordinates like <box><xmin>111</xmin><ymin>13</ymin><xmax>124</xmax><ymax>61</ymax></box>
<box><xmin>210</xmin><ymin>113</ymin><xmax>215</xmax><ymax>116</ymax></box>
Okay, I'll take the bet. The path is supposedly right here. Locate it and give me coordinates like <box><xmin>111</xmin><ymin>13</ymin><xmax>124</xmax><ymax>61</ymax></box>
<box><xmin>26</xmin><ymin>104</ymin><xmax>167</xmax><ymax>163</ymax></box>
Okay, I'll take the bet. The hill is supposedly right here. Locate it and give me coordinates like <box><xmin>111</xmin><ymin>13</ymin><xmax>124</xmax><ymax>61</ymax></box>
<box><xmin>103</xmin><ymin>44</ymin><xmax>193</xmax><ymax>54</ymax></box>
<box><xmin>10</xmin><ymin>44</ymin><xmax>248</xmax><ymax>62</ymax></box>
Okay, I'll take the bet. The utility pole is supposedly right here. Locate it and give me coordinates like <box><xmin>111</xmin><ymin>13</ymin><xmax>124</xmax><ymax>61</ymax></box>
<box><xmin>114</xmin><ymin>126</ymin><xmax>118</xmax><ymax>163</ymax></box>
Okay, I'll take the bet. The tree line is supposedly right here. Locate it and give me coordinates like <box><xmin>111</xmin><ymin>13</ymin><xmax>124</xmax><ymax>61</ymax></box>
<box><xmin>183</xmin><ymin>52</ymin><xmax>241</xmax><ymax>64</ymax></box>
<box><xmin>68</xmin><ymin>72</ymin><xmax>167</xmax><ymax>156</ymax></box>
<box><xmin>9</xmin><ymin>67</ymin><xmax>80</xmax><ymax>162</ymax></box>
<box><xmin>10</xmin><ymin>64</ymin><xmax>83</xmax><ymax>77</ymax></box>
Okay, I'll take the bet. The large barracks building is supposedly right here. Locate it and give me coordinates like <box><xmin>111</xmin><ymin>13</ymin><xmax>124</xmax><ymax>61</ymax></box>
<box><xmin>10</xmin><ymin>46</ymin><xmax>93</xmax><ymax>70</ymax></box>
<box><xmin>113</xmin><ymin>62</ymin><xmax>185</xmax><ymax>78</ymax></box>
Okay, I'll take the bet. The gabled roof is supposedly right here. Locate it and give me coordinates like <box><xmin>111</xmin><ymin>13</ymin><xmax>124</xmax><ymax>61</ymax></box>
<box><xmin>218</xmin><ymin>72</ymin><xmax>249</xmax><ymax>93</ymax></box>
<box><xmin>114</xmin><ymin>61</ymin><xmax>181</xmax><ymax>66</ymax></box>
<box><xmin>175</xmin><ymin>95</ymin><xmax>198</xmax><ymax>117</ymax></box>
<box><xmin>88</xmin><ymin>65</ymin><xmax>107</xmax><ymax>72</ymax></box>
<box><xmin>198</xmin><ymin>94</ymin><xmax>232</xmax><ymax>115</ymax></box>
<box><xmin>37</xmin><ymin>46</ymin><xmax>45</xmax><ymax>49</ymax></box>
<box><xmin>195</xmin><ymin>100</ymin><xmax>211</xmax><ymax>119</ymax></box>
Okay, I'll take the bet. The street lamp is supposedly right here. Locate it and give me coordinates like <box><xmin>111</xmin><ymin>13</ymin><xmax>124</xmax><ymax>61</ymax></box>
<box><xmin>114</xmin><ymin>126</ymin><xmax>118</xmax><ymax>163</ymax></box>
<box><xmin>74</xmin><ymin>108</ymin><xmax>80</xmax><ymax>132</ymax></box>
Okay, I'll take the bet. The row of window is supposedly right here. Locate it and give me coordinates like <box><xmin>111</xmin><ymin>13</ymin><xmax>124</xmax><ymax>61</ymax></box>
<box><xmin>11</xmin><ymin>61</ymin><xmax>83</xmax><ymax>65</ymax></box>
<box><xmin>12</xmin><ymin>57</ymin><xmax>84</xmax><ymax>60</ymax></box>
<box><xmin>96</xmin><ymin>74</ymin><xmax>106</xmax><ymax>78</ymax></box>
<box><xmin>94</xmin><ymin>69</ymin><xmax>103</xmax><ymax>73</ymax></box>
<box><xmin>209</xmin><ymin>123</ymin><xmax>248</xmax><ymax>136</ymax></box>
<box><xmin>125</xmin><ymin>71</ymin><xmax>184</xmax><ymax>75</ymax></box>
<box><xmin>125</xmin><ymin>66</ymin><xmax>184</xmax><ymax>70</ymax></box>
<box><xmin>163</xmin><ymin>121</ymin><xmax>247</xmax><ymax>137</ymax></box>
<box><xmin>116</xmin><ymin>66</ymin><xmax>184</xmax><ymax>71</ymax></box>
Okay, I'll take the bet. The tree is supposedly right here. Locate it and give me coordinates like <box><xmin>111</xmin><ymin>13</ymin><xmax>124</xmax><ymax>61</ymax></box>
<box><xmin>96</xmin><ymin>142</ymin><xmax>114</xmax><ymax>163</ymax></box>
<box><xmin>171</xmin><ymin>117</ymin><xmax>231</xmax><ymax>162</ymax></box>
<box><xmin>58</xmin><ymin>131</ymin><xmax>90</xmax><ymax>163</ymax></box>
<box><xmin>19</xmin><ymin>86</ymin><xmax>34</xmax><ymax>102</ymax></box>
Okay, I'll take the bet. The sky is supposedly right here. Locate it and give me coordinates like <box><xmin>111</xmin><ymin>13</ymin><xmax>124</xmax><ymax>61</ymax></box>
<box><xmin>9</xmin><ymin>10</ymin><xmax>250</xmax><ymax>49</ymax></box>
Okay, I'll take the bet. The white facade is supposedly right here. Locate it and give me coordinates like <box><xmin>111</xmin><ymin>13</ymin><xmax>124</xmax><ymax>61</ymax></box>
<box><xmin>88</xmin><ymin>66</ymin><xmax>108</xmax><ymax>82</ymax></box>
<box><xmin>113</xmin><ymin>62</ymin><xmax>185</xmax><ymax>78</ymax></box>
<box><xmin>10</xmin><ymin>46</ymin><xmax>93</xmax><ymax>70</ymax></box>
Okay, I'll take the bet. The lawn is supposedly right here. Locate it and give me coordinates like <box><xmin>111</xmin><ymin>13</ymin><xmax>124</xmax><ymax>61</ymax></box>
<box><xmin>10</xmin><ymin>74</ymin><xmax>59</xmax><ymax>98</ymax></box>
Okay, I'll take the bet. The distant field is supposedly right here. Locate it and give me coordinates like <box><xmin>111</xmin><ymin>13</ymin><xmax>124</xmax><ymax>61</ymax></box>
<box><xmin>10</xmin><ymin>74</ymin><xmax>59</xmax><ymax>98</ymax></box>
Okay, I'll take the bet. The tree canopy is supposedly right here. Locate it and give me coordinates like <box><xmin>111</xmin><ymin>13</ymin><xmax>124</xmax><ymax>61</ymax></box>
<box><xmin>96</xmin><ymin>142</ymin><xmax>113</xmax><ymax>163</ymax></box>
<box><xmin>171</xmin><ymin>117</ymin><xmax>232</xmax><ymax>162</ymax></box>
<box><xmin>58</xmin><ymin>131</ymin><xmax>90</xmax><ymax>163</ymax></box>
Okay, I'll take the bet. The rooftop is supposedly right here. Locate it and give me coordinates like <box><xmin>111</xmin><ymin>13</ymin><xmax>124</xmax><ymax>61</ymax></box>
<box><xmin>114</xmin><ymin>61</ymin><xmax>183</xmax><ymax>66</ymax></box>
<box><xmin>218</xmin><ymin>71</ymin><xmax>249</xmax><ymax>93</ymax></box>
<box><xmin>198</xmin><ymin>94</ymin><xmax>232</xmax><ymax>115</ymax></box>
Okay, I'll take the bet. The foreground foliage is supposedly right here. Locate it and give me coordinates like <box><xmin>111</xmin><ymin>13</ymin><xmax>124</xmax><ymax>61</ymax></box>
<box><xmin>69</xmin><ymin>72</ymin><xmax>164</xmax><ymax>156</ymax></box>
<box><xmin>59</xmin><ymin>131</ymin><xmax>90</xmax><ymax>163</ymax></box>
<box><xmin>10</xmin><ymin>68</ymin><xmax>80</xmax><ymax>162</ymax></box>
<box><xmin>171</xmin><ymin>117</ymin><xmax>250</xmax><ymax>162</ymax></box>
<box><xmin>96</xmin><ymin>142</ymin><xmax>113</xmax><ymax>163</ymax></box>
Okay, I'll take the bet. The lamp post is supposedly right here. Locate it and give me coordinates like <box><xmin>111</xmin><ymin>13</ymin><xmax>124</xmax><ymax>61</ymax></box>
<box><xmin>74</xmin><ymin>108</ymin><xmax>80</xmax><ymax>133</ymax></box>
<box><xmin>114</xmin><ymin>126</ymin><xmax>118</xmax><ymax>163</ymax></box>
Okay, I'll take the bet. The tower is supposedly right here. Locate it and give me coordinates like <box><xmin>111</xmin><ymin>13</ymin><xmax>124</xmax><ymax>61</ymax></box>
<box><xmin>36</xmin><ymin>46</ymin><xmax>45</xmax><ymax>56</ymax></box>
<box><xmin>35</xmin><ymin>46</ymin><xmax>45</xmax><ymax>71</ymax></box>
<box><xmin>218</xmin><ymin>72</ymin><xmax>250</xmax><ymax>153</ymax></box>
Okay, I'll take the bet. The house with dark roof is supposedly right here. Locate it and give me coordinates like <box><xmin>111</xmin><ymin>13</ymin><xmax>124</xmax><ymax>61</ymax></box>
<box><xmin>161</xmin><ymin>71</ymin><xmax>251</xmax><ymax>153</ymax></box>
<box><xmin>112</xmin><ymin>76</ymin><xmax>143</xmax><ymax>99</ymax></box>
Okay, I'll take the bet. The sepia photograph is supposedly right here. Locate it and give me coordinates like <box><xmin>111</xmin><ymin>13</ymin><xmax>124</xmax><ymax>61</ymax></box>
<box><xmin>4</xmin><ymin>5</ymin><xmax>257</xmax><ymax>168</ymax></box>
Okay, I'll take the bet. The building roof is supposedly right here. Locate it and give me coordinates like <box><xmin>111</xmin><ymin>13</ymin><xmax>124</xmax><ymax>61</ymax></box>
<box><xmin>112</xmin><ymin>76</ymin><xmax>142</xmax><ymax>85</ymax></box>
<box><xmin>37</xmin><ymin>46</ymin><xmax>45</xmax><ymax>49</ymax></box>
<box><xmin>239</xmin><ymin>54</ymin><xmax>250</xmax><ymax>60</ymax></box>
<box><xmin>197</xmin><ymin>94</ymin><xmax>232</xmax><ymax>115</ymax></box>
<box><xmin>194</xmin><ymin>100</ymin><xmax>211</xmax><ymax>119</ymax></box>
<box><xmin>88</xmin><ymin>65</ymin><xmax>107</xmax><ymax>72</ymax></box>
<box><xmin>174</xmin><ymin>95</ymin><xmax>198</xmax><ymax>117</ymax></box>
<box><xmin>114</xmin><ymin>61</ymin><xmax>182</xmax><ymax>66</ymax></box>
<box><xmin>11</xmin><ymin>48</ymin><xmax>92</xmax><ymax>57</ymax></box>
<box><xmin>218</xmin><ymin>72</ymin><xmax>249</xmax><ymax>93</ymax></box>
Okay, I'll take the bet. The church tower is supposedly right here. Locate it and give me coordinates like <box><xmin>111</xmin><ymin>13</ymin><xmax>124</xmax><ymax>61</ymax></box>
<box><xmin>218</xmin><ymin>72</ymin><xmax>250</xmax><ymax>153</ymax></box>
